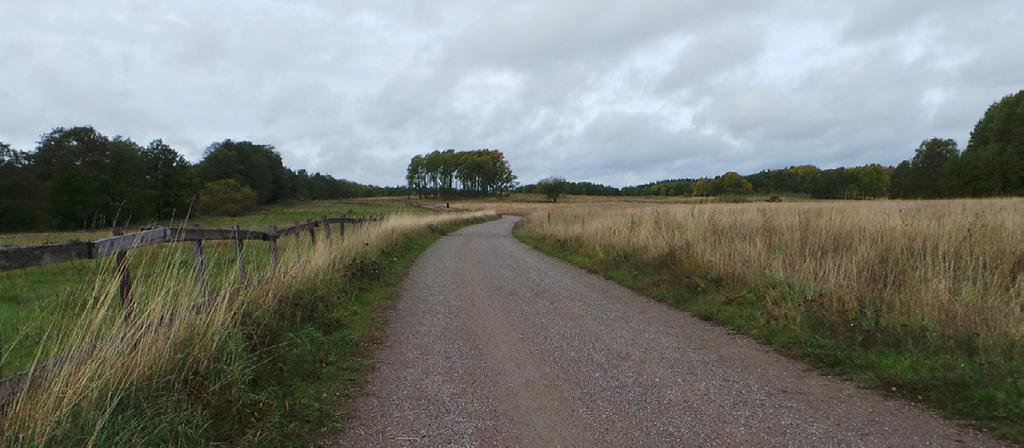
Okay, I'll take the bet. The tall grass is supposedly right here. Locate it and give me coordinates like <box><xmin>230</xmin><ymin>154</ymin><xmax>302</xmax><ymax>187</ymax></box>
<box><xmin>0</xmin><ymin>201</ymin><xmax>417</xmax><ymax>374</ymax></box>
<box><xmin>514</xmin><ymin>199</ymin><xmax>1024</xmax><ymax>348</ymax></box>
<box><xmin>0</xmin><ymin>211</ymin><xmax>492</xmax><ymax>446</ymax></box>
<box><xmin>508</xmin><ymin>197</ymin><xmax>1023</xmax><ymax>439</ymax></box>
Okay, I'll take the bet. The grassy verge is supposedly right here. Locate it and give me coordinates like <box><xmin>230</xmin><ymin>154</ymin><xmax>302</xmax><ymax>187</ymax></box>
<box><xmin>2</xmin><ymin>212</ymin><xmax>495</xmax><ymax>446</ymax></box>
<box><xmin>0</xmin><ymin>200</ymin><xmax>414</xmax><ymax>375</ymax></box>
<box><xmin>227</xmin><ymin>215</ymin><xmax>494</xmax><ymax>446</ymax></box>
<box><xmin>77</xmin><ymin>216</ymin><xmax>488</xmax><ymax>446</ymax></box>
<box><xmin>515</xmin><ymin>228</ymin><xmax>1024</xmax><ymax>443</ymax></box>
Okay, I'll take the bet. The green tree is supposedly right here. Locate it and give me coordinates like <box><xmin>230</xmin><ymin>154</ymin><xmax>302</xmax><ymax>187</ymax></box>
<box><xmin>958</xmin><ymin>89</ymin><xmax>1024</xmax><ymax>195</ymax></box>
<box><xmin>406</xmin><ymin>155</ymin><xmax>427</xmax><ymax>198</ymax></box>
<box><xmin>890</xmin><ymin>138</ymin><xmax>959</xmax><ymax>198</ymax></box>
<box><xmin>197</xmin><ymin>140</ymin><xmax>291</xmax><ymax>204</ymax></box>
<box><xmin>142</xmin><ymin>139</ymin><xmax>199</xmax><ymax>219</ymax></box>
<box><xmin>33</xmin><ymin>127</ymin><xmax>149</xmax><ymax>228</ymax></box>
<box><xmin>889</xmin><ymin>161</ymin><xmax>913</xmax><ymax>198</ymax></box>
<box><xmin>536</xmin><ymin>176</ymin><xmax>569</xmax><ymax>202</ymax></box>
<box><xmin>693</xmin><ymin>172</ymin><xmax>752</xmax><ymax>197</ymax></box>
<box><xmin>851</xmin><ymin>164</ymin><xmax>891</xmax><ymax>198</ymax></box>
<box><xmin>0</xmin><ymin>142</ymin><xmax>49</xmax><ymax>230</ymax></box>
<box><xmin>693</xmin><ymin>178</ymin><xmax>712</xmax><ymax>196</ymax></box>
<box><xmin>911</xmin><ymin>138</ymin><xmax>959</xmax><ymax>198</ymax></box>
<box><xmin>621</xmin><ymin>179</ymin><xmax>693</xmax><ymax>196</ymax></box>
<box><xmin>717</xmin><ymin>171</ymin><xmax>753</xmax><ymax>195</ymax></box>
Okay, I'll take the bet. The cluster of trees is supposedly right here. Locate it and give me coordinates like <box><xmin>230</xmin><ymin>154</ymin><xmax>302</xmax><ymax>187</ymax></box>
<box><xmin>521</xmin><ymin>176</ymin><xmax>619</xmax><ymax>202</ymax></box>
<box><xmin>620</xmin><ymin>179</ymin><xmax>696</xmax><ymax>196</ymax></box>
<box><xmin>604</xmin><ymin>165</ymin><xmax>890</xmax><ymax>200</ymax></box>
<box><xmin>889</xmin><ymin>139</ymin><xmax>959</xmax><ymax>198</ymax></box>
<box><xmin>517</xmin><ymin>180</ymin><xmax>621</xmax><ymax>196</ymax></box>
<box><xmin>693</xmin><ymin>172</ymin><xmax>754</xmax><ymax>197</ymax></box>
<box><xmin>744</xmin><ymin>164</ymin><xmax>891</xmax><ymax>199</ymax></box>
<box><xmin>406</xmin><ymin>149</ymin><xmax>517</xmax><ymax>197</ymax></box>
<box><xmin>197</xmin><ymin>139</ymin><xmax>400</xmax><ymax>204</ymax></box>
<box><xmin>526</xmin><ymin>164</ymin><xmax>890</xmax><ymax>200</ymax></box>
<box><xmin>890</xmin><ymin>90</ymin><xmax>1024</xmax><ymax>198</ymax></box>
<box><xmin>1</xmin><ymin>127</ymin><xmax>200</xmax><ymax>230</ymax></box>
<box><xmin>0</xmin><ymin>126</ymin><xmax>399</xmax><ymax>231</ymax></box>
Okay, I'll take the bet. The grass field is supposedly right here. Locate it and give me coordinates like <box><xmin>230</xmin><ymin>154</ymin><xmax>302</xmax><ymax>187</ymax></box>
<box><xmin>450</xmin><ymin>195</ymin><xmax>1023</xmax><ymax>442</ymax></box>
<box><xmin>0</xmin><ymin>200</ymin><xmax>421</xmax><ymax>376</ymax></box>
<box><xmin>6</xmin><ymin>193</ymin><xmax>1022</xmax><ymax>442</ymax></box>
<box><xmin>0</xmin><ymin>202</ymin><xmax>494</xmax><ymax>445</ymax></box>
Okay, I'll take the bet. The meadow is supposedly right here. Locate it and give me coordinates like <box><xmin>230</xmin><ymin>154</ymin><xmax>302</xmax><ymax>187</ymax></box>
<box><xmin>455</xmin><ymin>195</ymin><xmax>1024</xmax><ymax>441</ymax></box>
<box><xmin>0</xmin><ymin>198</ymin><xmax>494</xmax><ymax>445</ymax></box>
<box><xmin>0</xmin><ymin>200</ymin><xmax>421</xmax><ymax>376</ymax></box>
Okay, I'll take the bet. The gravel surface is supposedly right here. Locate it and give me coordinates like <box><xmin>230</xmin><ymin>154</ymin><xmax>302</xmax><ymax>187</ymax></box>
<box><xmin>326</xmin><ymin>216</ymin><xmax>1005</xmax><ymax>447</ymax></box>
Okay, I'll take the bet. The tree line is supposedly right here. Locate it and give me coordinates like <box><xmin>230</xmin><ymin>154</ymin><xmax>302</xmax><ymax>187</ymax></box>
<box><xmin>517</xmin><ymin>164</ymin><xmax>893</xmax><ymax>200</ymax></box>
<box><xmin>0</xmin><ymin>126</ymin><xmax>402</xmax><ymax>231</ymax></box>
<box><xmin>743</xmin><ymin>164</ymin><xmax>892</xmax><ymax>199</ymax></box>
<box><xmin>406</xmin><ymin>149</ymin><xmax>517</xmax><ymax>198</ymax></box>
<box><xmin>523</xmin><ymin>89</ymin><xmax>1023</xmax><ymax>200</ymax></box>
<box><xmin>518</xmin><ymin>180</ymin><xmax>622</xmax><ymax>196</ymax></box>
<box><xmin>730</xmin><ymin>90</ymin><xmax>1021</xmax><ymax>199</ymax></box>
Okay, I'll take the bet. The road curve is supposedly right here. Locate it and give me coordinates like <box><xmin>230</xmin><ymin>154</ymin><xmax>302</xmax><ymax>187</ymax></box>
<box><xmin>327</xmin><ymin>216</ymin><xmax>1003</xmax><ymax>447</ymax></box>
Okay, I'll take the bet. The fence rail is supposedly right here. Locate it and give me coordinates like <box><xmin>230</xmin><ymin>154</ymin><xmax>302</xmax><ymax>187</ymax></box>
<box><xmin>1</xmin><ymin>216</ymin><xmax>381</xmax><ymax>272</ymax></box>
<box><xmin>0</xmin><ymin>214</ymin><xmax>384</xmax><ymax>407</ymax></box>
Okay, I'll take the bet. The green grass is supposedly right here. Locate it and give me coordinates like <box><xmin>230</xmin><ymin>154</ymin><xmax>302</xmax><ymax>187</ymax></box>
<box><xmin>514</xmin><ymin>228</ymin><xmax>1024</xmax><ymax>444</ymax></box>
<box><xmin>39</xmin><ymin>214</ymin><xmax>492</xmax><ymax>446</ymax></box>
<box><xmin>0</xmin><ymin>200</ymin><xmax>418</xmax><ymax>375</ymax></box>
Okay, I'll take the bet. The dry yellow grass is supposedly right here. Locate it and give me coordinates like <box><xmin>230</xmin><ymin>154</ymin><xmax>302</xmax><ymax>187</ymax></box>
<box><xmin>500</xmin><ymin>198</ymin><xmax>1024</xmax><ymax>347</ymax></box>
<box><xmin>0</xmin><ymin>210</ymin><xmax>492</xmax><ymax>446</ymax></box>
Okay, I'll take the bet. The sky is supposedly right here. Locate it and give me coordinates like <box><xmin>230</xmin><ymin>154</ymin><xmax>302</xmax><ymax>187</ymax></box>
<box><xmin>1</xmin><ymin>1</ymin><xmax>1021</xmax><ymax>187</ymax></box>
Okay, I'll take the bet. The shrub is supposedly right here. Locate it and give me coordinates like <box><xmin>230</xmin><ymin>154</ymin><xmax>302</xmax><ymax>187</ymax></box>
<box><xmin>198</xmin><ymin>179</ymin><xmax>258</xmax><ymax>216</ymax></box>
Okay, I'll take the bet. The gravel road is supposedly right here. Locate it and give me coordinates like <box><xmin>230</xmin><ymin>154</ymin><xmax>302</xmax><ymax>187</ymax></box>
<box><xmin>327</xmin><ymin>216</ymin><xmax>1004</xmax><ymax>447</ymax></box>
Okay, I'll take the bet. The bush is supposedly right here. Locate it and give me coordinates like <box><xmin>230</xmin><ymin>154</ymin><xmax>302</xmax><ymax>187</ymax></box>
<box><xmin>198</xmin><ymin>179</ymin><xmax>258</xmax><ymax>216</ymax></box>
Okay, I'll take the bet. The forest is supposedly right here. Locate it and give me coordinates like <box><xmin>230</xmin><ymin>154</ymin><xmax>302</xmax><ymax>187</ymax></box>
<box><xmin>0</xmin><ymin>127</ymin><xmax>402</xmax><ymax>231</ymax></box>
<box><xmin>406</xmin><ymin>149</ymin><xmax>517</xmax><ymax>198</ymax></box>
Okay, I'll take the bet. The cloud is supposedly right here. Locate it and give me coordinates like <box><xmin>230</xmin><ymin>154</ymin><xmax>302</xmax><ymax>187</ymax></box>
<box><xmin>0</xmin><ymin>0</ymin><xmax>1021</xmax><ymax>187</ymax></box>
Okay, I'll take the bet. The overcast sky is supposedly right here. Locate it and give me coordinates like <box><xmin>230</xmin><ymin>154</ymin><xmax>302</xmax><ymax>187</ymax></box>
<box><xmin>1</xmin><ymin>1</ymin><xmax>1021</xmax><ymax>186</ymax></box>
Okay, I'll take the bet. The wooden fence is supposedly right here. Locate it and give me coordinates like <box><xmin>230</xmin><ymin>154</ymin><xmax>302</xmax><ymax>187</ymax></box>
<box><xmin>0</xmin><ymin>214</ymin><xmax>383</xmax><ymax>407</ymax></box>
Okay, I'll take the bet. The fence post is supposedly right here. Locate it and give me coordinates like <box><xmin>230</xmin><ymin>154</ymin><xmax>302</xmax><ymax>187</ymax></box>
<box><xmin>293</xmin><ymin>221</ymin><xmax>301</xmax><ymax>244</ymax></box>
<box><xmin>307</xmin><ymin>219</ymin><xmax>316</xmax><ymax>245</ymax></box>
<box><xmin>112</xmin><ymin>228</ymin><xmax>133</xmax><ymax>313</ymax></box>
<box><xmin>267</xmin><ymin>224</ymin><xmax>280</xmax><ymax>276</ymax></box>
<box><xmin>192</xmin><ymin>224</ymin><xmax>210</xmax><ymax>301</ymax></box>
<box><xmin>322</xmin><ymin>216</ymin><xmax>331</xmax><ymax>242</ymax></box>
<box><xmin>338</xmin><ymin>219</ymin><xmax>345</xmax><ymax>240</ymax></box>
<box><xmin>234</xmin><ymin>224</ymin><xmax>246</xmax><ymax>284</ymax></box>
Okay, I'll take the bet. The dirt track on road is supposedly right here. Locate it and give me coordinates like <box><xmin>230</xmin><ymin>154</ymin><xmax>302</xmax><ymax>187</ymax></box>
<box><xmin>327</xmin><ymin>216</ymin><xmax>1003</xmax><ymax>447</ymax></box>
